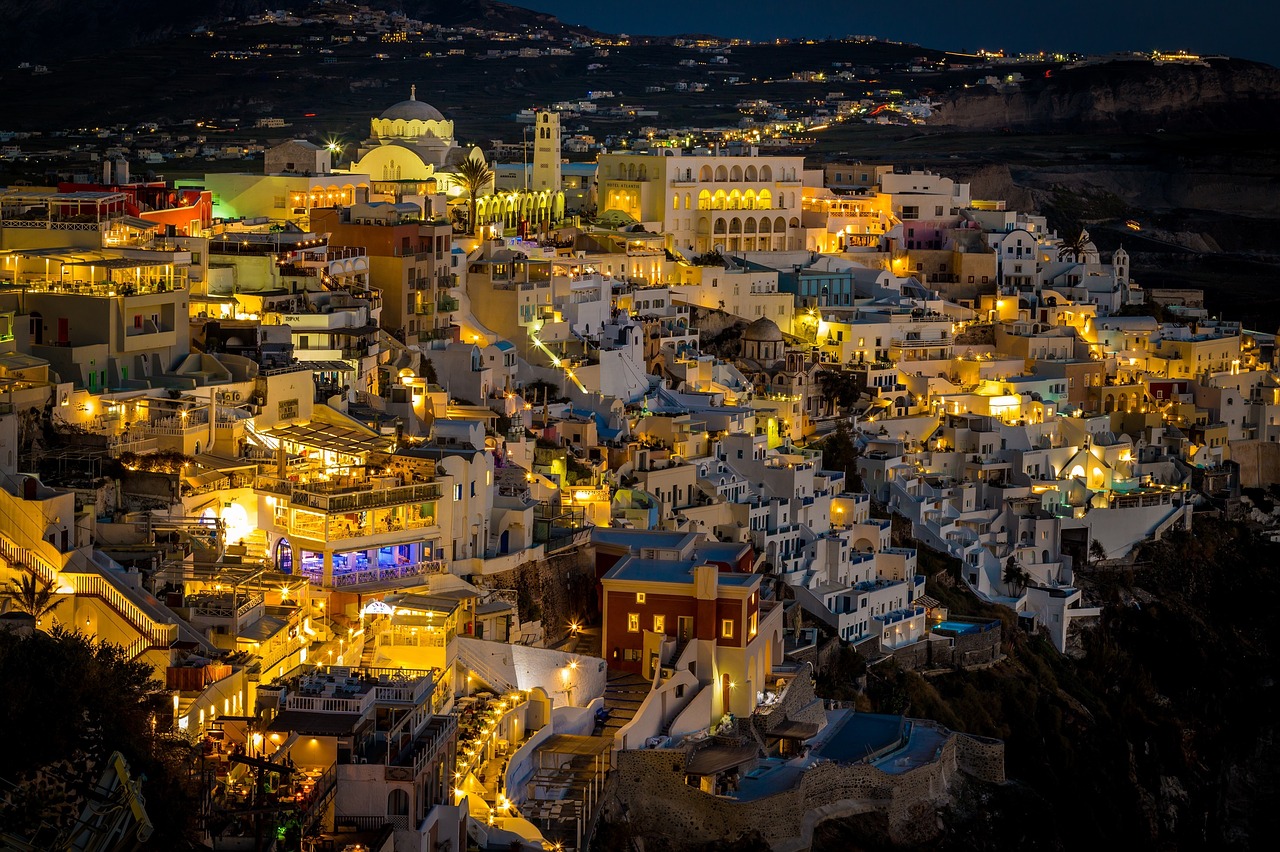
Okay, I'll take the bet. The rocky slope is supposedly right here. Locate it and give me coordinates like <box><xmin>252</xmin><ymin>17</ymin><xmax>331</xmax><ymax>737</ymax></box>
<box><xmin>932</xmin><ymin>59</ymin><xmax>1280</xmax><ymax>132</ymax></box>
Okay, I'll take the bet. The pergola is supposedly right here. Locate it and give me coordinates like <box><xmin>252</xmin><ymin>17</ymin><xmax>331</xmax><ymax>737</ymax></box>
<box><xmin>521</xmin><ymin>734</ymin><xmax>613</xmax><ymax>851</ymax></box>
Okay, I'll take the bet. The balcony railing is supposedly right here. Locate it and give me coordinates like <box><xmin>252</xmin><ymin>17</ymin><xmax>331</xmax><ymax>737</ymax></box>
<box><xmin>332</xmin><ymin>559</ymin><xmax>448</xmax><ymax>589</ymax></box>
<box><xmin>256</xmin><ymin>476</ymin><xmax>443</xmax><ymax>513</ymax></box>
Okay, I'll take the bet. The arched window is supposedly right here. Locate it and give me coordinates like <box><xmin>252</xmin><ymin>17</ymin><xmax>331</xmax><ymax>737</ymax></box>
<box><xmin>715</xmin><ymin>165</ymin><xmax>728</xmax><ymax>182</ymax></box>
<box><xmin>698</xmin><ymin>190</ymin><xmax>711</xmax><ymax>210</ymax></box>
<box><xmin>387</xmin><ymin>789</ymin><xmax>409</xmax><ymax>816</ymax></box>
<box><xmin>757</xmin><ymin>189</ymin><xmax>772</xmax><ymax>209</ymax></box>
<box><xmin>730</xmin><ymin>165</ymin><xmax>743</xmax><ymax>182</ymax></box>
<box><xmin>684</xmin><ymin>193</ymin><xmax>691</xmax><ymax>209</ymax></box>
<box><xmin>760</xmin><ymin>165</ymin><xmax>773</xmax><ymax>181</ymax></box>
<box><xmin>745</xmin><ymin>165</ymin><xmax>758</xmax><ymax>181</ymax></box>
<box><xmin>700</xmin><ymin>165</ymin><xmax>712</xmax><ymax>181</ymax></box>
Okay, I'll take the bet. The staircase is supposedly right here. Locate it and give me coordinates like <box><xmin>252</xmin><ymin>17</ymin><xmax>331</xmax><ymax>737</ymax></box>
<box><xmin>666</xmin><ymin>637</ymin><xmax>688</xmax><ymax>668</ymax></box>
<box><xmin>599</xmin><ymin>672</ymin><xmax>649</xmax><ymax>740</ymax></box>
<box><xmin>240</xmin><ymin>529</ymin><xmax>270</xmax><ymax>565</ymax></box>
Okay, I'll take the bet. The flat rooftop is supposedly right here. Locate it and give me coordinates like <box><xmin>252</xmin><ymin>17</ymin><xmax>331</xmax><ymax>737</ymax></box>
<box><xmin>603</xmin><ymin>556</ymin><xmax>758</xmax><ymax>587</ymax></box>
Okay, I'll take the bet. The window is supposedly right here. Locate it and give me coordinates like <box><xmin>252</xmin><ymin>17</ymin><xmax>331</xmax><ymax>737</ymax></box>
<box><xmin>454</xmin><ymin>484</ymin><xmax>463</xmax><ymax>501</ymax></box>
<box><xmin>627</xmin><ymin>613</ymin><xmax>640</xmax><ymax>632</ymax></box>
<box><xmin>749</xmin><ymin>611</ymin><xmax>758</xmax><ymax>637</ymax></box>
<box><xmin>653</xmin><ymin>615</ymin><xmax>665</xmax><ymax>633</ymax></box>
<box><xmin>721</xmin><ymin>619</ymin><xmax>734</xmax><ymax>638</ymax></box>
<box><xmin>624</xmin><ymin>648</ymin><xmax>642</xmax><ymax>661</ymax></box>
<box><xmin>635</xmin><ymin>592</ymin><xmax>646</xmax><ymax>604</ymax></box>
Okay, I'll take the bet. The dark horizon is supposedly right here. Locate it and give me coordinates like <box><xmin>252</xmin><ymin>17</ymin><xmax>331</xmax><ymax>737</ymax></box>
<box><xmin>519</xmin><ymin>0</ymin><xmax>1280</xmax><ymax>67</ymax></box>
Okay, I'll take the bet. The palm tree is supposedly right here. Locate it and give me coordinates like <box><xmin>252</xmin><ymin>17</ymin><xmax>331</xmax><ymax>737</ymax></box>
<box><xmin>1002</xmin><ymin>556</ymin><xmax>1031</xmax><ymax>595</ymax></box>
<box><xmin>455</xmin><ymin>156</ymin><xmax>495</xmax><ymax>236</ymax></box>
<box><xmin>1057</xmin><ymin>228</ymin><xmax>1090</xmax><ymax>262</ymax></box>
<box><xmin>2</xmin><ymin>573</ymin><xmax>62</xmax><ymax>625</ymax></box>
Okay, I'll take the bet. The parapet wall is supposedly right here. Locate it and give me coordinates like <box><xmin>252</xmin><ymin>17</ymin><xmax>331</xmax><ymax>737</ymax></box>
<box><xmin>608</xmin><ymin>720</ymin><xmax>1005</xmax><ymax>849</ymax></box>
<box><xmin>752</xmin><ymin>663</ymin><xmax>826</xmax><ymax>739</ymax></box>
<box><xmin>891</xmin><ymin>622</ymin><xmax>1002</xmax><ymax>671</ymax></box>
<box><xmin>955</xmin><ymin>732</ymin><xmax>1006</xmax><ymax>784</ymax></box>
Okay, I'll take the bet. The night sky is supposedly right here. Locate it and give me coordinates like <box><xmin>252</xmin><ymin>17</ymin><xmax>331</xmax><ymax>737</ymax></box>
<box><xmin>521</xmin><ymin>1</ymin><xmax>1279</xmax><ymax>66</ymax></box>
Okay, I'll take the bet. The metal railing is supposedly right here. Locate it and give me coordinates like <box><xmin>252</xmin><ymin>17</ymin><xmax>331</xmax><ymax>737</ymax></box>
<box><xmin>331</xmin><ymin>559</ymin><xmax>448</xmax><ymax>588</ymax></box>
<box><xmin>255</xmin><ymin>476</ymin><xmax>442</xmax><ymax>513</ymax></box>
<box><xmin>0</xmin><ymin>528</ymin><xmax>181</xmax><ymax>651</ymax></box>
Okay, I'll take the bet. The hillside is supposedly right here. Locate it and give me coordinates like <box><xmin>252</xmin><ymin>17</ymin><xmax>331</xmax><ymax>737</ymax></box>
<box><xmin>0</xmin><ymin>0</ymin><xmax>594</xmax><ymax>62</ymax></box>
<box><xmin>932</xmin><ymin>58</ymin><xmax>1280</xmax><ymax>132</ymax></box>
<box><xmin>812</xmin><ymin>517</ymin><xmax>1280</xmax><ymax>851</ymax></box>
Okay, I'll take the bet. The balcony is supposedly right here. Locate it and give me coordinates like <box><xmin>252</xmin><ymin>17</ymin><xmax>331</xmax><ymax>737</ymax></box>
<box><xmin>331</xmin><ymin>559</ymin><xmax>449</xmax><ymax>589</ymax></box>
<box><xmin>437</xmin><ymin>295</ymin><xmax>459</xmax><ymax>312</ymax></box>
<box><xmin>256</xmin><ymin>476</ymin><xmax>443</xmax><ymax>514</ymax></box>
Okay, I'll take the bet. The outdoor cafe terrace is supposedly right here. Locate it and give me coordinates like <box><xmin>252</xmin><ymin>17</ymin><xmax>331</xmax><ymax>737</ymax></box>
<box><xmin>0</xmin><ymin>248</ymin><xmax>189</xmax><ymax>296</ymax></box>
<box><xmin>256</xmin><ymin>473</ymin><xmax>443</xmax><ymax>514</ymax></box>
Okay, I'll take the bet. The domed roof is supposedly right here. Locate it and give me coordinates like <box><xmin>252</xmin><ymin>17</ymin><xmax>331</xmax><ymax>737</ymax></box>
<box><xmin>744</xmin><ymin>316</ymin><xmax>783</xmax><ymax>342</ymax></box>
<box><xmin>379</xmin><ymin>86</ymin><xmax>445</xmax><ymax>123</ymax></box>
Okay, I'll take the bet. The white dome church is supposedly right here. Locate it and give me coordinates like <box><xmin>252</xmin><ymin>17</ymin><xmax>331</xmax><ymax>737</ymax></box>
<box><xmin>348</xmin><ymin>85</ymin><xmax>480</xmax><ymax>183</ymax></box>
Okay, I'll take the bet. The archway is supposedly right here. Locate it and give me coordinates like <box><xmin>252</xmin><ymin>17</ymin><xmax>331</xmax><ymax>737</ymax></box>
<box><xmin>274</xmin><ymin>538</ymin><xmax>293</xmax><ymax>574</ymax></box>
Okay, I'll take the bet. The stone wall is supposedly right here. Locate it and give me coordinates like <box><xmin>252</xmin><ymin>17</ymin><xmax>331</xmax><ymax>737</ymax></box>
<box><xmin>890</xmin><ymin>622</ymin><xmax>1002</xmax><ymax>671</ymax></box>
<box><xmin>472</xmin><ymin>547</ymin><xmax>595</xmax><ymax>645</ymax></box>
<box><xmin>955</xmin><ymin>733</ymin><xmax>1006</xmax><ymax>784</ymax></box>
<box><xmin>752</xmin><ymin>663</ymin><xmax>826</xmax><ymax>739</ymax></box>
<box><xmin>606</xmin><ymin>717</ymin><xmax>1005</xmax><ymax>850</ymax></box>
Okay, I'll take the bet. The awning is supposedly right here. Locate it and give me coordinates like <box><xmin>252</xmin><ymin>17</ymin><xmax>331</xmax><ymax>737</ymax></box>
<box><xmin>264</xmin><ymin>420</ymin><xmax>390</xmax><ymax>456</ymax></box>
<box><xmin>328</xmin><ymin>324</ymin><xmax>380</xmax><ymax>337</ymax></box>
<box><xmin>297</xmin><ymin>360</ymin><xmax>356</xmax><ymax>372</ymax></box>
<box><xmin>266</xmin><ymin>709</ymin><xmax>361</xmax><ymax>736</ymax></box>
<box><xmin>119</xmin><ymin>215</ymin><xmax>162</xmax><ymax>231</ymax></box>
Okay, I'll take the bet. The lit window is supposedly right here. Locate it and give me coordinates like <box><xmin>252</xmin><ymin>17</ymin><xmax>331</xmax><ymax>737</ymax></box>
<box><xmin>653</xmin><ymin>615</ymin><xmax>665</xmax><ymax>633</ymax></box>
<box><xmin>628</xmin><ymin>613</ymin><xmax>640</xmax><ymax>632</ymax></box>
<box><xmin>750</xmin><ymin>611</ymin><xmax>758</xmax><ymax>637</ymax></box>
<box><xmin>635</xmin><ymin>592</ymin><xmax>646</xmax><ymax>604</ymax></box>
<box><xmin>721</xmin><ymin>619</ymin><xmax>734</xmax><ymax>639</ymax></box>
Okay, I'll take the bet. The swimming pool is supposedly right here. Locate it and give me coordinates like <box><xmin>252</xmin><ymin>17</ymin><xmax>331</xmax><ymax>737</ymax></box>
<box><xmin>932</xmin><ymin>620</ymin><xmax>983</xmax><ymax>635</ymax></box>
<box><xmin>814</xmin><ymin>713</ymin><xmax>906</xmax><ymax>764</ymax></box>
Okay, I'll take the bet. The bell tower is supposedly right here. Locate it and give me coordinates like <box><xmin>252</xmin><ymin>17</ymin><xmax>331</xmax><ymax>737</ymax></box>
<box><xmin>532</xmin><ymin>110</ymin><xmax>561</xmax><ymax>192</ymax></box>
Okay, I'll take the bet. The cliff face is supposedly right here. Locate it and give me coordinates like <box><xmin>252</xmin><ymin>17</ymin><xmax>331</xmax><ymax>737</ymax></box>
<box><xmin>933</xmin><ymin>59</ymin><xmax>1280</xmax><ymax>132</ymax></box>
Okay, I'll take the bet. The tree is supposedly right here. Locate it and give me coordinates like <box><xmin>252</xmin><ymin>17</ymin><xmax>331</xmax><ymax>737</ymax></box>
<box><xmin>1003</xmin><ymin>556</ymin><xmax>1031</xmax><ymax>595</ymax></box>
<box><xmin>523</xmin><ymin>379</ymin><xmax>560</xmax><ymax>403</ymax></box>
<box><xmin>1</xmin><ymin>573</ymin><xmax>61</xmax><ymax>625</ymax></box>
<box><xmin>1089</xmin><ymin>538</ymin><xmax>1108</xmax><ymax>568</ymax></box>
<box><xmin>816</xmin><ymin>369</ymin><xmax>857</xmax><ymax>413</ymax></box>
<box><xmin>820</xmin><ymin>420</ymin><xmax>860</xmax><ymax>487</ymax></box>
<box><xmin>0</xmin><ymin>627</ymin><xmax>201</xmax><ymax>847</ymax></box>
<box><xmin>1058</xmin><ymin>228</ymin><xmax>1091</xmax><ymax>262</ymax></box>
<box><xmin>455</xmin><ymin>156</ymin><xmax>495</xmax><ymax>236</ymax></box>
<box><xmin>423</xmin><ymin>358</ymin><xmax>439</xmax><ymax>386</ymax></box>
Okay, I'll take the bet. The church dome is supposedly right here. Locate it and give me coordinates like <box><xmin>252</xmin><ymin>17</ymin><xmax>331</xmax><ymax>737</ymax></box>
<box><xmin>744</xmin><ymin>316</ymin><xmax>784</xmax><ymax>343</ymax></box>
<box><xmin>379</xmin><ymin>86</ymin><xmax>445</xmax><ymax>123</ymax></box>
